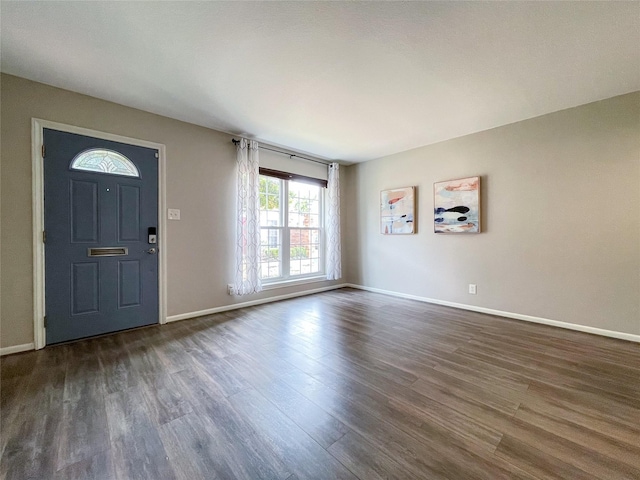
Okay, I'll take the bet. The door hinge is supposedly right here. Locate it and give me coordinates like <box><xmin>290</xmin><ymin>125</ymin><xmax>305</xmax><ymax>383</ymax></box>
<box><xmin>43</xmin><ymin>230</ymin><xmax>47</xmax><ymax>243</ymax></box>
<box><xmin>154</xmin><ymin>152</ymin><xmax>159</xmax><ymax>159</ymax></box>
<box><xmin>44</xmin><ymin>316</ymin><xmax>47</xmax><ymax>328</ymax></box>
<box><xmin>42</xmin><ymin>144</ymin><xmax>45</xmax><ymax>158</ymax></box>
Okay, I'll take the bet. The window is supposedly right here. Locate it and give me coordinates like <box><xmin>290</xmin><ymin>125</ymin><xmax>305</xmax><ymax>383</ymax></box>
<box><xmin>259</xmin><ymin>174</ymin><xmax>324</xmax><ymax>282</ymax></box>
<box><xmin>70</xmin><ymin>149</ymin><xmax>140</xmax><ymax>177</ymax></box>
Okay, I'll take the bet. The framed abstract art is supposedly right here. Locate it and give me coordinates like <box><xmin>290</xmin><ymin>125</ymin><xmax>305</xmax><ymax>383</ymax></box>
<box><xmin>381</xmin><ymin>186</ymin><xmax>415</xmax><ymax>234</ymax></box>
<box><xmin>434</xmin><ymin>176</ymin><xmax>481</xmax><ymax>233</ymax></box>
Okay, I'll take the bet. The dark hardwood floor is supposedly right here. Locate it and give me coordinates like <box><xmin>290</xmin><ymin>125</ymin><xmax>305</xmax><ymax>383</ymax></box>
<box><xmin>2</xmin><ymin>288</ymin><xmax>639</xmax><ymax>479</ymax></box>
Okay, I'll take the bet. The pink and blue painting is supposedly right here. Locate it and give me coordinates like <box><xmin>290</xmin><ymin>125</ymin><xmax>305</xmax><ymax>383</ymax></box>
<box><xmin>434</xmin><ymin>176</ymin><xmax>481</xmax><ymax>233</ymax></box>
<box><xmin>381</xmin><ymin>186</ymin><xmax>415</xmax><ymax>234</ymax></box>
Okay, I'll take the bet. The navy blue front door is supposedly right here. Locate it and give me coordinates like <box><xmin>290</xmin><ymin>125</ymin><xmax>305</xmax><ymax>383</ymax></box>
<box><xmin>44</xmin><ymin>129</ymin><xmax>159</xmax><ymax>344</ymax></box>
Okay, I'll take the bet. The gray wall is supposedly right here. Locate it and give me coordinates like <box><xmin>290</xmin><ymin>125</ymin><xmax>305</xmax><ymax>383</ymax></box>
<box><xmin>0</xmin><ymin>74</ymin><xmax>347</xmax><ymax>348</ymax></box>
<box><xmin>345</xmin><ymin>92</ymin><xmax>640</xmax><ymax>335</ymax></box>
<box><xmin>2</xmin><ymin>73</ymin><xmax>638</xmax><ymax>349</ymax></box>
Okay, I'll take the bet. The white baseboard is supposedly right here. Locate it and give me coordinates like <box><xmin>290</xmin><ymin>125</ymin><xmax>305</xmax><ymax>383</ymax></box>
<box><xmin>5</xmin><ymin>282</ymin><xmax>635</xmax><ymax>354</ymax></box>
<box><xmin>0</xmin><ymin>343</ymin><xmax>35</xmax><ymax>356</ymax></box>
<box><xmin>1</xmin><ymin>284</ymin><xmax>347</xmax><ymax>354</ymax></box>
<box><xmin>166</xmin><ymin>283</ymin><xmax>349</xmax><ymax>323</ymax></box>
<box><xmin>344</xmin><ymin>283</ymin><xmax>640</xmax><ymax>343</ymax></box>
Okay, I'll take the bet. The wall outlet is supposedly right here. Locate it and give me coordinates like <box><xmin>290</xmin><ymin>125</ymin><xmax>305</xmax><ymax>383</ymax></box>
<box><xmin>227</xmin><ymin>284</ymin><xmax>236</xmax><ymax>296</ymax></box>
<box><xmin>468</xmin><ymin>284</ymin><xmax>477</xmax><ymax>295</ymax></box>
<box><xmin>168</xmin><ymin>208</ymin><xmax>181</xmax><ymax>220</ymax></box>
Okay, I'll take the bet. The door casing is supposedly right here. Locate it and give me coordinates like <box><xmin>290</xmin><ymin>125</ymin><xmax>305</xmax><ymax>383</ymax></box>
<box><xmin>32</xmin><ymin>118</ymin><xmax>167</xmax><ymax>349</ymax></box>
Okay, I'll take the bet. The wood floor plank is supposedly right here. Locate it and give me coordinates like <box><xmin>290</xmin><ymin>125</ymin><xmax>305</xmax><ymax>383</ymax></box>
<box><xmin>0</xmin><ymin>350</ymin><xmax>39</xmax><ymax>380</ymax></box>
<box><xmin>520</xmin><ymin>394</ymin><xmax>640</xmax><ymax>447</ymax></box>
<box><xmin>150</xmin><ymin>326</ymin><xmax>200</xmax><ymax>373</ymax></box>
<box><xmin>327</xmin><ymin>431</ymin><xmax>423</xmax><ymax>480</ymax></box>
<box><xmin>138</xmin><ymin>372</ymin><xmax>193</xmax><ymax>425</ymax></box>
<box><xmin>272</xmin><ymin>367</ymin><xmax>530</xmax><ymax>480</ymax></box>
<box><xmin>0</xmin><ymin>345</ymin><xmax>66</xmax><ymax>463</ymax></box>
<box><xmin>172</xmin><ymin>367</ymin><xmax>292</xmax><ymax>479</ymax></box>
<box><xmin>228</xmin><ymin>387</ymin><xmax>359</xmax><ymax>480</ymax></box>
<box><xmin>345</xmin><ymin>339</ymin><xmax>439</xmax><ymax>376</ymax></box>
<box><xmin>495</xmin><ymin>434</ymin><xmax>600</xmax><ymax>480</ymax></box>
<box><xmin>105</xmin><ymin>385</ymin><xmax>177</xmax><ymax>480</ymax></box>
<box><xmin>62</xmin><ymin>340</ymin><xmax>103</xmax><ymax>404</ymax></box>
<box><xmin>504</xmin><ymin>415</ymin><xmax>640</xmax><ymax>479</ymax></box>
<box><xmin>385</xmin><ymin>396</ymin><xmax>504</xmax><ymax>454</ymax></box>
<box><xmin>57</xmin><ymin>341</ymin><xmax>109</xmax><ymax>472</ymax></box>
<box><xmin>56</xmin><ymin>389</ymin><xmax>109</xmax><ymax>472</ymax></box>
<box><xmin>1</xmin><ymin>364</ymin><xmax>65</xmax><ymax>479</ymax></box>
<box><xmin>412</xmin><ymin>372</ymin><xmax>523</xmax><ymax>415</ymax></box>
<box><xmin>158</xmin><ymin>410</ymin><xmax>287</xmax><ymax>480</ymax></box>
<box><xmin>97</xmin><ymin>335</ymin><xmax>138</xmax><ymax>394</ymax></box>
<box><xmin>189</xmin><ymin>348</ymin><xmax>252</xmax><ymax>397</ymax></box>
<box><xmin>223</xmin><ymin>352</ymin><xmax>351</xmax><ymax>449</ymax></box>
<box><xmin>52</xmin><ymin>450</ymin><xmax>116</xmax><ymax>480</ymax></box>
<box><xmin>526</xmin><ymin>379</ymin><xmax>640</xmax><ymax>428</ymax></box>
<box><xmin>513</xmin><ymin>403</ymin><xmax>640</xmax><ymax>471</ymax></box>
<box><xmin>1</xmin><ymin>288</ymin><xmax>638</xmax><ymax>480</ymax></box>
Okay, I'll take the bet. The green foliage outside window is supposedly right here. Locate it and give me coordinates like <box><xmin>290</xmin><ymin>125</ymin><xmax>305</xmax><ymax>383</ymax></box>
<box><xmin>259</xmin><ymin>177</ymin><xmax>280</xmax><ymax>210</ymax></box>
<box><xmin>290</xmin><ymin>195</ymin><xmax>310</xmax><ymax>214</ymax></box>
<box><xmin>290</xmin><ymin>246</ymin><xmax>309</xmax><ymax>259</ymax></box>
<box><xmin>262</xmin><ymin>248</ymin><xmax>279</xmax><ymax>260</ymax></box>
<box><xmin>260</xmin><ymin>176</ymin><xmax>312</xmax><ymax>214</ymax></box>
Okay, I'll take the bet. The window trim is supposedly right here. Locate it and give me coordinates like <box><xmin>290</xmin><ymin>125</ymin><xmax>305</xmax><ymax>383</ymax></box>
<box><xmin>259</xmin><ymin>173</ymin><xmax>326</xmax><ymax>284</ymax></box>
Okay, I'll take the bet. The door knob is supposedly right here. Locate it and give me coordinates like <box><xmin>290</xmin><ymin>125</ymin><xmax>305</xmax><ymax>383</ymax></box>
<box><xmin>147</xmin><ymin>248</ymin><xmax>157</xmax><ymax>254</ymax></box>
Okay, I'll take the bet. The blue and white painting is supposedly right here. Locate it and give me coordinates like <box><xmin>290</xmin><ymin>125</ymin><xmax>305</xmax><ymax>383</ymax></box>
<box><xmin>434</xmin><ymin>176</ymin><xmax>481</xmax><ymax>233</ymax></box>
<box><xmin>381</xmin><ymin>187</ymin><xmax>415</xmax><ymax>234</ymax></box>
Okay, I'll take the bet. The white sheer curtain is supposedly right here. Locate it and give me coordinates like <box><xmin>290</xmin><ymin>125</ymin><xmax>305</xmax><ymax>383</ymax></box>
<box><xmin>325</xmin><ymin>162</ymin><xmax>342</xmax><ymax>280</ymax></box>
<box><xmin>235</xmin><ymin>138</ymin><xmax>262</xmax><ymax>295</ymax></box>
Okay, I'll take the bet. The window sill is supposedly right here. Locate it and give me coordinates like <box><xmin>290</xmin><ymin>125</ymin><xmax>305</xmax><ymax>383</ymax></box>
<box><xmin>261</xmin><ymin>275</ymin><xmax>328</xmax><ymax>291</ymax></box>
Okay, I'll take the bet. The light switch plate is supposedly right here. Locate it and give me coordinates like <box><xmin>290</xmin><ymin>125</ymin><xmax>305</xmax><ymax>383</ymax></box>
<box><xmin>168</xmin><ymin>209</ymin><xmax>181</xmax><ymax>220</ymax></box>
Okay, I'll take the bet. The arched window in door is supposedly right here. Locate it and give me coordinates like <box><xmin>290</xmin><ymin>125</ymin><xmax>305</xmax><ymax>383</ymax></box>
<box><xmin>70</xmin><ymin>149</ymin><xmax>140</xmax><ymax>177</ymax></box>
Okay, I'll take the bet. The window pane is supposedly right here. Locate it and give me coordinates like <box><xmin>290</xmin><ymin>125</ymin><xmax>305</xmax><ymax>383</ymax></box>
<box><xmin>267</xmin><ymin>211</ymin><xmax>280</xmax><ymax>225</ymax></box>
<box><xmin>289</xmin><ymin>228</ymin><xmax>321</xmax><ymax>276</ymax></box>
<box><xmin>288</xmin><ymin>181</ymin><xmax>321</xmax><ymax>228</ymax></box>
<box><xmin>290</xmin><ymin>260</ymin><xmax>302</xmax><ymax>277</ymax></box>
<box><xmin>261</xmin><ymin>177</ymin><xmax>323</xmax><ymax>281</ymax></box>
<box><xmin>267</xmin><ymin>194</ymin><xmax>279</xmax><ymax>211</ymax></box>
<box><xmin>288</xmin><ymin>212</ymin><xmax>302</xmax><ymax>228</ymax></box>
<box><xmin>260</xmin><ymin>228</ymin><xmax>281</xmax><ymax>279</ymax></box>
<box><xmin>308</xmin><ymin>214</ymin><xmax>320</xmax><ymax>228</ymax></box>
<box><xmin>71</xmin><ymin>149</ymin><xmax>139</xmax><ymax>177</ymax></box>
<box><xmin>259</xmin><ymin>176</ymin><xmax>282</xmax><ymax>226</ymax></box>
<box><xmin>309</xmin><ymin>242</ymin><xmax>320</xmax><ymax>259</ymax></box>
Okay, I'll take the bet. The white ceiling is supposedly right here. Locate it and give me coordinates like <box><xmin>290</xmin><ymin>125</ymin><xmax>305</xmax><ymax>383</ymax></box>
<box><xmin>2</xmin><ymin>2</ymin><xmax>639</xmax><ymax>163</ymax></box>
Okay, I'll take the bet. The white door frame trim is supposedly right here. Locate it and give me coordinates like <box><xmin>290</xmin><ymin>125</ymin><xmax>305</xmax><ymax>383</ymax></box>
<box><xmin>31</xmin><ymin>118</ymin><xmax>168</xmax><ymax>350</ymax></box>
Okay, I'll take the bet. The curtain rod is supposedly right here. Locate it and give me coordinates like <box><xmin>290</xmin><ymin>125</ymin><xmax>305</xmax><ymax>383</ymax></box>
<box><xmin>232</xmin><ymin>138</ymin><xmax>331</xmax><ymax>166</ymax></box>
